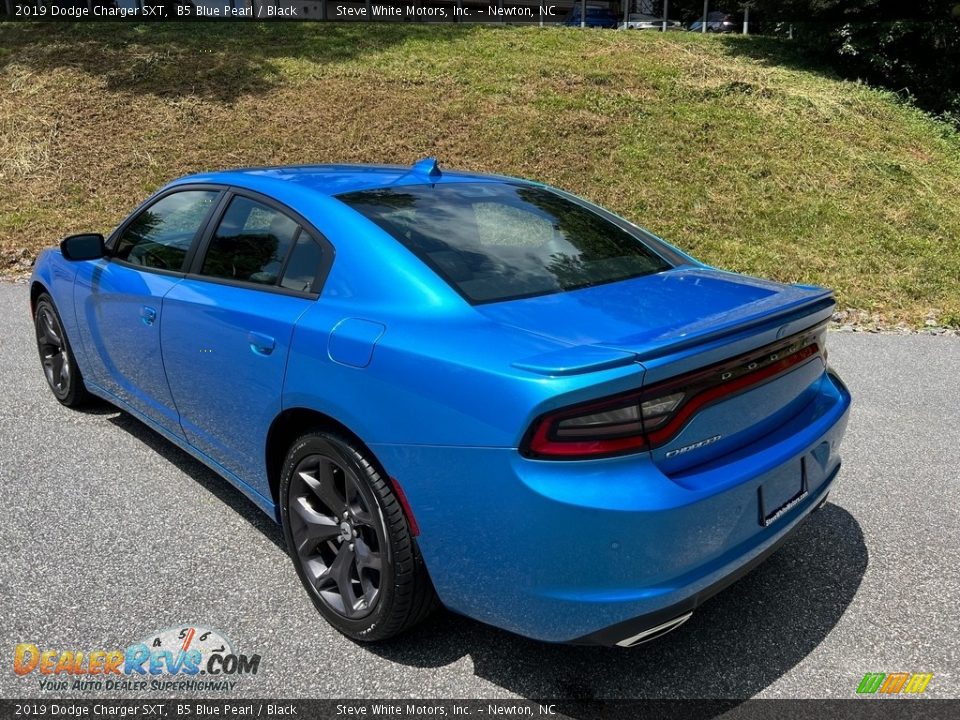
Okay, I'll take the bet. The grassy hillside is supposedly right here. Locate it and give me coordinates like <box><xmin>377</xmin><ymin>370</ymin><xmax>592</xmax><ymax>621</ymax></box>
<box><xmin>2</xmin><ymin>23</ymin><xmax>958</xmax><ymax>328</ymax></box>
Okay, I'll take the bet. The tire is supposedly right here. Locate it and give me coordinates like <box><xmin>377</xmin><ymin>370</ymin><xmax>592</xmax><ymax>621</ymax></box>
<box><xmin>34</xmin><ymin>293</ymin><xmax>90</xmax><ymax>408</ymax></box>
<box><xmin>279</xmin><ymin>431</ymin><xmax>437</xmax><ymax>642</ymax></box>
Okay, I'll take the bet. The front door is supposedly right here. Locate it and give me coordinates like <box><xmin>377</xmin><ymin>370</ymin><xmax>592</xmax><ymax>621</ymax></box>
<box><xmin>73</xmin><ymin>188</ymin><xmax>221</xmax><ymax>435</ymax></box>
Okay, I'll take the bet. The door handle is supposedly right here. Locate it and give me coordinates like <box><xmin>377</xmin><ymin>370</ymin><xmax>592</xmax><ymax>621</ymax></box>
<box><xmin>140</xmin><ymin>306</ymin><xmax>157</xmax><ymax>326</ymax></box>
<box><xmin>247</xmin><ymin>331</ymin><xmax>276</xmax><ymax>356</ymax></box>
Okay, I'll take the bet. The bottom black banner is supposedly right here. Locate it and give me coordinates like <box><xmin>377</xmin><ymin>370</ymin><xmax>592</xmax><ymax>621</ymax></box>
<box><xmin>1</xmin><ymin>700</ymin><xmax>958</xmax><ymax>720</ymax></box>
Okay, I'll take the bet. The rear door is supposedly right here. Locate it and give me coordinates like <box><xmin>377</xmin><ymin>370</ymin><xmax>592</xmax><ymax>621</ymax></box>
<box><xmin>160</xmin><ymin>190</ymin><xmax>331</xmax><ymax>494</ymax></box>
<box><xmin>73</xmin><ymin>187</ymin><xmax>222</xmax><ymax>436</ymax></box>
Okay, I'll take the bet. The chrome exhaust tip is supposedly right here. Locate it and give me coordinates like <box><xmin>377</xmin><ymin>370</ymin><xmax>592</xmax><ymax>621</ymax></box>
<box><xmin>615</xmin><ymin>612</ymin><xmax>693</xmax><ymax>647</ymax></box>
<box><xmin>814</xmin><ymin>492</ymin><xmax>830</xmax><ymax>512</ymax></box>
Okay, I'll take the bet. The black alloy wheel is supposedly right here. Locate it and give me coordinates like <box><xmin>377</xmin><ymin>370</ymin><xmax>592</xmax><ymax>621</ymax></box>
<box><xmin>279</xmin><ymin>432</ymin><xmax>436</xmax><ymax>641</ymax></box>
<box><xmin>289</xmin><ymin>452</ymin><xmax>385</xmax><ymax>619</ymax></box>
<box><xmin>33</xmin><ymin>293</ymin><xmax>89</xmax><ymax>407</ymax></box>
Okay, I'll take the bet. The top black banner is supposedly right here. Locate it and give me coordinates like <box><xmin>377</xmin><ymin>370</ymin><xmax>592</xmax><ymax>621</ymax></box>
<box><xmin>5</xmin><ymin>0</ymin><xmax>958</xmax><ymax>23</ymax></box>
<box><xmin>5</xmin><ymin>0</ymin><xmax>574</xmax><ymax>22</ymax></box>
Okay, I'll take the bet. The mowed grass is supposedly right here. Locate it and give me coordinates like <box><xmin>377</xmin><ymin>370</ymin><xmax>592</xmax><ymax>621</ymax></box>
<box><xmin>1</xmin><ymin>23</ymin><xmax>959</xmax><ymax>327</ymax></box>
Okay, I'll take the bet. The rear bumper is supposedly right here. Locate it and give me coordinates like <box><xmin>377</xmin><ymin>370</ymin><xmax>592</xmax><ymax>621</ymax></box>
<box><xmin>372</xmin><ymin>369</ymin><xmax>852</xmax><ymax>644</ymax></box>
<box><xmin>570</xmin><ymin>463</ymin><xmax>838</xmax><ymax>646</ymax></box>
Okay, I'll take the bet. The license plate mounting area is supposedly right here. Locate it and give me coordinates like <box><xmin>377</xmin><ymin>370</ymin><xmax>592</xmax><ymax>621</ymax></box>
<box><xmin>758</xmin><ymin>457</ymin><xmax>809</xmax><ymax>527</ymax></box>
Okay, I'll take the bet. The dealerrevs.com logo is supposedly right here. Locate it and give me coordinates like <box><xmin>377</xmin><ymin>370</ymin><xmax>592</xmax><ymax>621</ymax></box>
<box><xmin>13</xmin><ymin>626</ymin><xmax>261</xmax><ymax>692</ymax></box>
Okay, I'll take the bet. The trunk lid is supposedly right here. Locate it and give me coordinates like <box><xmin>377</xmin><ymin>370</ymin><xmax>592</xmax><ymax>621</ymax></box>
<box><xmin>483</xmin><ymin>267</ymin><xmax>834</xmax><ymax>472</ymax></box>
<box><xmin>479</xmin><ymin>267</ymin><xmax>831</xmax><ymax>364</ymax></box>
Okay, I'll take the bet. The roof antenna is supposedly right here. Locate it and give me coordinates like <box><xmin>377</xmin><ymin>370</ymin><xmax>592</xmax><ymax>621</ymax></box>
<box><xmin>411</xmin><ymin>157</ymin><xmax>442</xmax><ymax>179</ymax></box>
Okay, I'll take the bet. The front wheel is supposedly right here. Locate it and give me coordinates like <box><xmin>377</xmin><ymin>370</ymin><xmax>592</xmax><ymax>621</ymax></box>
<box><xmin>279</xmin><ymin>431</ymin><xmax>436</xmax><ymax>641</ymax></box>
<box><xmin>34</xmin><ymin>293</ymin><xmax>89</xmax><ymax>407</ymax></box>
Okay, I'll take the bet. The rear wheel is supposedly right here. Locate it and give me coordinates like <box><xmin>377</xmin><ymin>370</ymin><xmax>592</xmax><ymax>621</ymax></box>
<box><xmin>34</xmin><ymin>293</ymin><xmax>89</xmax><ymax>408</ymax></box>
<box><xmin>279</xmin><ymin>431</ymin><xmax>436</xmax><ymax>641</ymax></box>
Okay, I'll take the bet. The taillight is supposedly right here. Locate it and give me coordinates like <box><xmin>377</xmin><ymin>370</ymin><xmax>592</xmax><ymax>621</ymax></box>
<box><xmin>522</xmin><ymin>324</ymin><xmax>827</xmax><ymax>460</ymax></box>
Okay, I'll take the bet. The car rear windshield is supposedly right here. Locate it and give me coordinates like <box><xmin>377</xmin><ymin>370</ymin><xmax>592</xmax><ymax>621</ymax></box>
<box><xmin>336</xmin><ymin>183</ymin><xmax>672</xmax><ymax>304</ymax></box>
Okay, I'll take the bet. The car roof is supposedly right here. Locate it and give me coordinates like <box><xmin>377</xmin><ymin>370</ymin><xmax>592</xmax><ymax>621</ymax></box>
<box><xmin>170</xmin><ymin>160</ymin><xmax>533</xmax><ymax>199</ymax></box>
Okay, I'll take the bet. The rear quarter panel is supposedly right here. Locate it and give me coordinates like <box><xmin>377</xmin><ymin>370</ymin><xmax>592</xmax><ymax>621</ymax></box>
<box><xmin>283</xmin><ymin>299</ymin><xmax>648</xmax><ymax>448</ymax></box>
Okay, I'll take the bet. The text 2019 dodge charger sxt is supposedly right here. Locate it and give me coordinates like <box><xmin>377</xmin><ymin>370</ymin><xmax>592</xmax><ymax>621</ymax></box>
<box><xmin>30</xmin><ymin>159</ymin><xmax>850</xmax><ymax>646</ymax></box>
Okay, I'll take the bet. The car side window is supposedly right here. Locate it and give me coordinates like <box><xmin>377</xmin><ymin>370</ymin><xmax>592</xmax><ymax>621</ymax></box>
<box><xmin>201</xmin><ymin>196</ymin><xmax>299</xmax><ymax>286</ymax></box>
<box><xmin>279</xmin><ymin>231</ymin><xmax>324</xmax><ymax>293</ymax></box>
<box><xmin>114</xmin><ymin>190</ymin><xmax>219</xmax><ymax>271</ymax></box>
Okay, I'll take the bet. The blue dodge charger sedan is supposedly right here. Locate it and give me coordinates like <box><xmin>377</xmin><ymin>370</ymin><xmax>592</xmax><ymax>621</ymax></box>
<box><xmin>30</xmin><ymin>159</ymin><xmax>851</xmax><ymax>646</ymax></box>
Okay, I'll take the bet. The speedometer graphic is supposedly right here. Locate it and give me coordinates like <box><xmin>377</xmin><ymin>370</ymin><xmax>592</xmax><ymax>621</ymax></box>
<box><xmin>139</xmin><ymin>626</ymin><xmax>234</xmax><ymax>669</ymax></box>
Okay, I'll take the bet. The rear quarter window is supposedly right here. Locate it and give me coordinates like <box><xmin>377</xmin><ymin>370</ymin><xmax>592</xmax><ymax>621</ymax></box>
<box><xmin>200</xmin><ymin>196</ymin><xmax>300</xmax><ymax>286</ymax></box>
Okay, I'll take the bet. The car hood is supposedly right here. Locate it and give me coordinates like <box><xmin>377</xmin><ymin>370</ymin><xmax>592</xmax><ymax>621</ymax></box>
<box><xmin>476</xmin><ymin>267</ymin><xmax>833</xmax><ymax>369</ymax></box>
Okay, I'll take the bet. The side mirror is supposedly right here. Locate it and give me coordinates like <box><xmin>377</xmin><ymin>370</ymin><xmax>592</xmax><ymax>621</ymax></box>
<box><xmin>60</xmin><ymin>233</ymin><xmax>105</xmax><ymax>261</ymax></box>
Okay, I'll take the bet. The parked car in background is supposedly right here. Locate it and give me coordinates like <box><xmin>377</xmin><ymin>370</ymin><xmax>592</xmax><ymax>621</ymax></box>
<box><xmin>689</xmin><ymin>11</ymin><xmax>738</xmax><ymax>32</ymax></box>
<box><xmin>563</xmin><ymin>4</ymin><xmax>619</xmax><ymax>28</ymax></box>
<box><xmin>31</xmin><ymin>159</ymin><xmax>851</xmax><ymax>646</ymax></box>
<box><xmin>620</xmin><ymin>13</ymin><xmax>683</xmax><ymax>30</ymax></box>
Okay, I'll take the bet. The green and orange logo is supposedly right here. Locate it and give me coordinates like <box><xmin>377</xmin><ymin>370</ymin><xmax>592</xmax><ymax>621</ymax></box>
<box><xmin>857</xmin><ymin>672</ymin><xmax>934</xmax><ymax>696</ymax></box>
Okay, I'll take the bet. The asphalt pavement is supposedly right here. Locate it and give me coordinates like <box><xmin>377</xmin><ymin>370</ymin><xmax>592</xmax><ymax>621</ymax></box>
<box><xmin>1</xmin><ymin>280</ymin><xmax>958</xmax><ymax>700</ymax></box>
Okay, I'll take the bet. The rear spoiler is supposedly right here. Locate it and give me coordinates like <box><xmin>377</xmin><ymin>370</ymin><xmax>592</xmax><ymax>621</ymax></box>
<box><xmin>512</xmin><ymin>345</ymin><xmax>639</xmax><ymax>377</ymax></box>
<box><xmin>511</xmin><ymin>292</ymin><xmax>835</xmax><ymax>377</ymax></box>
<box><xmin>615</xmin><ymin>294</ymin><xmax>836</xmax><ymax>364</ymax></box>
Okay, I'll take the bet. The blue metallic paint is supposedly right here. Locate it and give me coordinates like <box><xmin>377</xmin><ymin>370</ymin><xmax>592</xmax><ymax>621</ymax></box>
<box><xmin>73</xmin><ymin>258</ymin><xmax>185</xmax><ymax>435</ymax></box>
<box><xmin>370</xmin><ymin>372</ymin><xmax>848</xmax><ymax>641</ymax></box>
<box><xmin>30</xmin><ymin>164</ymin><xmax>852</xmax><ymax>644</ymax></box>
<box><xmin>160</xmin><ymin>279</ymin><xmax>314</xmax><ymax>489</ymax></box>
<box><xmin>328</xmin><ymin>318</ymin><xmax>387</xmax><ymax>369</ymax></box>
